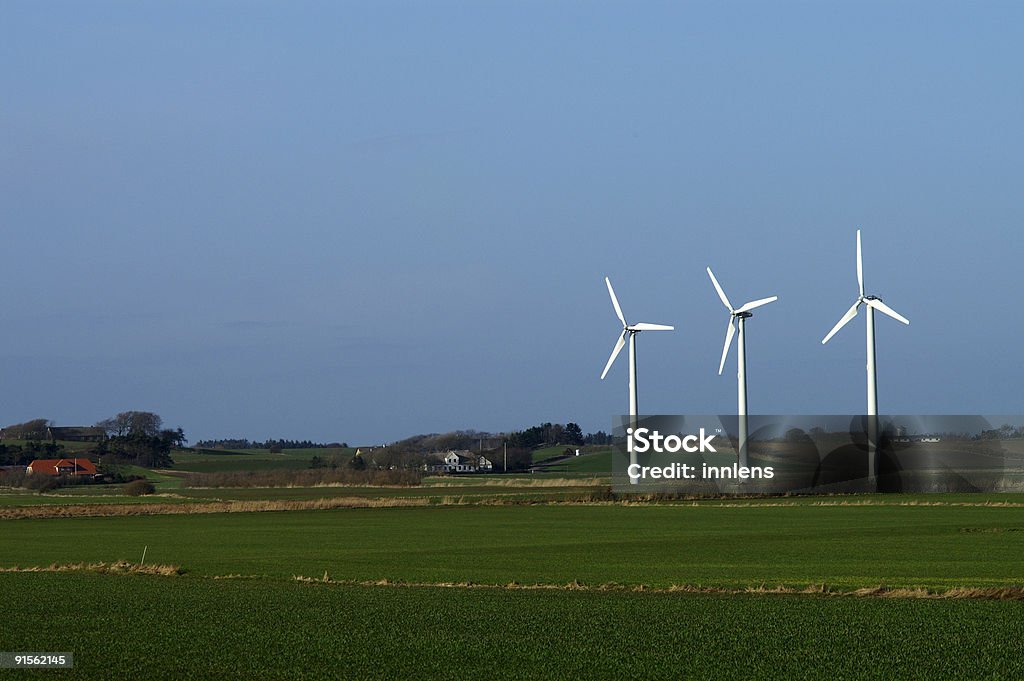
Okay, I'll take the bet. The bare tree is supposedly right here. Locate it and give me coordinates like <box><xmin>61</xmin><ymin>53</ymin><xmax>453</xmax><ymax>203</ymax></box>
<box><xmin>95</xmin><ymin>411</ymin><xmax>164</xmax><ymax>438</ymax></box>
<box><xmin>3</xmin><ymin>418</ymin><xmax>51</xmax><ymax>440</ymax></box>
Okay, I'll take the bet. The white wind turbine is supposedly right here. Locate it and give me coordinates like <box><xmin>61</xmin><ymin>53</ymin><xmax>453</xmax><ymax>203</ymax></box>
<box><xmin>821</xmin><ymin>229</ymin><xmax>910</xmax><ymax>485</ymax></box>
<box><xmin>707</xmin><ymin>267</ymin><xmax>777</xmax><ymax>471</ymax></box>
<box><xmin>600</xmin><ymin>277</ymin><xmax>673</xmax><ymax>481</ymax></box>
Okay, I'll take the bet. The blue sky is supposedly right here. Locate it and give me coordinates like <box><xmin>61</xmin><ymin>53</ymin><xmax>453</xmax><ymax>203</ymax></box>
<box><xmin>2</xmin><ymin>1</ymin><xmax>1022</xmax><ymax>444</ymax></box>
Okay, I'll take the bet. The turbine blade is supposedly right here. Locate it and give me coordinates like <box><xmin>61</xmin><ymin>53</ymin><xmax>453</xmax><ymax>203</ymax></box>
<box><xmin>865</xmin><ymin>298</ymin><xmax>910</xmax><ymax>325</ymax></box>
<box><xmin>822</xmin><ymin>301</ymin><xmax>860</xmax><ymax>344</ymax></box>
<box><xmin>605</xmin><ymin>277</ymin><xmax>626</xmax><ymax>326</ymax></box>
<box><xmin>856</xmin><ymin>229</ymin><xmax>864</xmax><ymax>297</ymax></box>
<box><xmin>600</xmin><ymin>332</ymin><xmax>627</xmax><ymax>380</ymax></box>
<box><xmin>631</xmin><ymin>322</ymin><xmax>674</xmax><ymax>331</ymax></box>
<box><xmin>706</xmin><ymin>267</ymin><xmax>733</xmax><ymax>311</ymax></box>
<box><xmin>736</xmin><ymin>296</ymin><xmax>778</xmax><ymax>313</ymax></box>
<box><xmin>718</xmin><ymin>318</ymin><xmax>736</xmax><ymax>375</ymax></box>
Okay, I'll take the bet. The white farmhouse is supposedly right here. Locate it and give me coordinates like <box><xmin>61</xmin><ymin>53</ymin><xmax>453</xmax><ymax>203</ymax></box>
<box><xmin>422</xmin><ymin>450</ymin><xmax>496</xmax><ymax>474</ymax></box>
<box><xmin>443</xmin><ymin>451</ymin><xmax>476</xmax><ymax>472</ymax></box>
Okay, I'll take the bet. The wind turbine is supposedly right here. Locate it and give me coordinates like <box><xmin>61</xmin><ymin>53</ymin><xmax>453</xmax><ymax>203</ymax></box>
<box><xmin>707</xmin><ymin>267</ymin><xmax>777</xmax><ymax>472</ymax></box>
<box><xmin>600</xmin><ymin>277</ymin><xmax>673</xmax><ymax>481</ymax></box>
<box><xmin>821</xmin><ymin>229</ymin><xmax>910</xmax><ymax>485</ymax></box>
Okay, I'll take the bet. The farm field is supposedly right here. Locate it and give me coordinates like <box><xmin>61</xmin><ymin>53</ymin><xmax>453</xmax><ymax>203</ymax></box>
<box><xmin>1</xmin><ymin>571</ymin><xmax>1022</xmax><ymax>680</ymax></box>
<box><xmin>0</xmin><ymin>475</ymin><xmax>609</xmax><ymax>509</ymax></box>
<box><xmin>3</xmin><ymin>499</ymin><xmax>1024</xmax><ymax>679</ymax></box>
<box><xmin>172</xmin><ymin>483</ymin><xmax>604</xmax><ymax>505</ymax></box>
<box><xmin>171</xmin><ymin>447</ymin><xmax>353</xmax><ymax>473</ymax></box>
<box><xmin>531</xmin><ymin>444</ymin><xmax>612</xmax><ymax>464</ymax></box>
<box><xmin>3</xmin><ymin>503</ymin><xmax>1024</xmax><ymax>590</ymax></box>
<box><xmin>536</xmin><ymin>448</ymin><xmax>614</xmax><ymax>473</ymax></box>
<box><xmin>7</xmin><ymin>447</ymin><xmax>1024</xmax><ymax>680</ymax></box>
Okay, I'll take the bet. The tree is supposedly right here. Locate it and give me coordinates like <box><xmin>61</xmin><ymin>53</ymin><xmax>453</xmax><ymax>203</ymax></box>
<box><xmin>96</xmin><ymin>411</ymin><xmax>163</xmax><ymax>438</ymax></box>
<box><xmin>546</xmin><ymin>423</ymin><xmax>564</xmax><ymax>444</ymax></box>
<box><xmin>159</xmin><ymin>428</ymin><xmax>187</xmax><ymax>449</ymax></box>
<box><xmin>501</xmin><ymin>447</ymin><xmax>533</xmax><ymax>472</ymax></box>
<box><xmin>3</xmin><ymin>419</ymin><xmax>50</xmax><ymax>440</ymax></box>
<box><xmin>93</xmin><ymin>412</ymin><xmax>183</xmax><ymax>468</ymax></box>
<box><xmin>564</xmin><ymin>423</ymin><xmax>584</xmax><ymax>445</ymax></box>
<box><xmin>508</xmin><ymin>425</ymin><xmax>545</xmax><ymax>450</ymax></box>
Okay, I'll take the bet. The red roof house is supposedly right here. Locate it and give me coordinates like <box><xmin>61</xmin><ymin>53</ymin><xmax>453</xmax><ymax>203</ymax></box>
<box><xmin>26</xmin><ymin>458</ymin><xmax>97</xmax><ymax>477</ymax></box>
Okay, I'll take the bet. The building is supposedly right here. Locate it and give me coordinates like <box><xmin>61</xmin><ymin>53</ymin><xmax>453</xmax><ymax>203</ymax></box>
<box><xmin>26</xmin><ymin>458</ymin><xmax>98</xmax><ymax>477</ymax></box>
<box><xmin>46</xmin><ymin>427</ymin><xmax>106</xmax><ymax>443</ymax></box>
<box><xmin>424</xmin><ymin>451</ymin><xmax>495</xmax><ymax>474</ymax></box>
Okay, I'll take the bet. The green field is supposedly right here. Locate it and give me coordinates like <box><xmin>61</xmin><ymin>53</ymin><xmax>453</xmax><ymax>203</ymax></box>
<box><xmin>0</xmin><ymin>438</ymin><xmax>97</xmax><ymax>453</ymax></box>
<box><xmin>3</xmin><ymin>504</ymin><xmax>1024</xmax><ymax>589</ymax></box>
<box><xmin>5</xmin><ymin>483</ymin><xmax>1024</xmax><ymax>679</ymax></box>
<box><xmin>537</xmin><ymin>448</ymin><xmax>613</xmax><ymax>473</ymax></box>
<box><xmin>532</xmin><ymin>445</ymin><xmax>613</xmax><ymax>470</ymax></box>
<box><xmin>1</xmin><ymin>572</ymin><xmax>1022</xmax><ymax>680</ymax></box>
<box><xmin>171</xmin><ymin>447</ymin><xmax>353</xmax><ymax>473</ymax></box>
<box><xmin>0</xmin><ymin>474</ymin><xmax>607</xmax><ymax>508</ymax></box>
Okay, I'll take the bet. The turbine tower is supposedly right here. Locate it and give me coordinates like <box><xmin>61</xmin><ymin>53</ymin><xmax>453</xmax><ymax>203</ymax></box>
<box><xmin>707</xmin><ymin>267</ymin><xmax>777</xmax><ymax>471</ymax></box>
<box><xmin>600</xmin><ymin>277</ymin><xmax>673</xmax><ymax>481</ymax></box>
<box><xmin>821</xmin><ymin>229</ymin><xmax>909</xmax><ymax>485</ymax></box>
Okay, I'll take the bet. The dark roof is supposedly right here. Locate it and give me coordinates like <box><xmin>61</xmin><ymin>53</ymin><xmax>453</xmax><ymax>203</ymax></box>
<box><xmin>47</xmin><ymin>427</ymin><xmax>106</xmax><ymax>440</ymax></box>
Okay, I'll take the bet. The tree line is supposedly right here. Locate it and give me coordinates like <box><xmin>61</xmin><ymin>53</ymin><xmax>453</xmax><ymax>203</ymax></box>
<box><xmin>1</xmin><ymin>412</ymin><xmax>186</xmax><ymax>468</ymax></box>
<box><xmin>0</xmin><ymin>439</ymin><xmax>65</xmax><ymax>466</ymax></box>
<box><xmin>194</xmin><ymin>438</ymin><xmax>348</xmax><ymax>450</ymax></box>
<box><xmin>2</xmin><ymin>413</ymin><xmax>611</xmax><ymax>472</ymax></box>
<box><xmin>337</xmin><ymin>422</ymin><xmax>612</xmax><ymax>473</ymax></box>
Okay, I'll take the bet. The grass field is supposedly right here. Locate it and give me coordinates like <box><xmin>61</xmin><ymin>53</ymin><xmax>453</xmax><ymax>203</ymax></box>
<box><xmin>0</xmin><ymin>473</ymin><xmax>608</xmax><ymax>509</ymax></box>
<box><xmin>538</xmin><ymin>448</ymin><xmax>614</xmax><ymax>473</ymax></box>
<box><xmin>171</xmin><ymin>447</ymin><xmax>351</xmax><ymax>473</ymax></box>
<box><xmin>0</xmin><ymin>438</ymin><xmax>96</xmax><ymax>453</ymax></box>
<box><xmin>3</xmin><ymin>503</ymin><xmax>1024</xmax><ymax>590</ymax></box>
<box><xmin>5</xmin><ymin>452</ymin><xmax>1024</xmax><ymax>679</ymax></box>
<box><xmin>1</xmin><ymin>571</ymin><xmax>1022</xmax><ymax>680</ymax></box>
<box><xmin>531</xmin><ymin>445</ymin><xmax>613</xmax><ymax>468</ymax></box>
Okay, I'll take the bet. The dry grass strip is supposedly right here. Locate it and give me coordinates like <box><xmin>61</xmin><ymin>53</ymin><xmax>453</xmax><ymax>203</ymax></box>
<box><xmin>0</xmin><ymin>496</ymin><xmax>434</xmax><ymax>520</ymax></box>
<box><xmin>0</xmin><ymin>561</ymin><xmax>183</xmax><ymax>576</ymax></box>
<box><xmin>424</xmin><ymin>477</ymin><xmax>606</xmax><ymax>488</ymax></box>
<box><xmin>4</xmin><ymin>494</ymin><xmax>1024</xmax><ymax>520</ymax></box>
<box><xmin>290</xmin><ymin>575</ymin><xmax>1024</xmax><ymax>600</ymax></box>
<box><xmin>3</xmin><ymin>564</ymin><xmax>1019</xmax><ymax>600</ymax></box>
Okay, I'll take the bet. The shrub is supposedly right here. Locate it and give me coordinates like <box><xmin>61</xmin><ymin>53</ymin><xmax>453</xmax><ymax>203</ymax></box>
<box><xmin>0</xmin><ymin>469</ymin><xmax>28</xmax><ymax>488</ymax></box>
<box><xmin>22</xmin><ymin>473</ymin><xmax>62</xmax><ymax>489</ymax></box>
<box><xmin>124</xmin><ymin>479</ymin><xmax>156</xmax><ymax>496</ymax></box>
